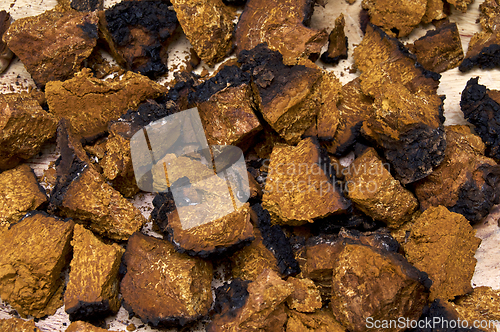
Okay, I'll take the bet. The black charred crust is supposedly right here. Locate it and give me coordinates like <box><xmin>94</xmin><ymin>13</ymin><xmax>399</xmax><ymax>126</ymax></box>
<box><xmin>460</xmin><ymin>77</ymin><xmax>500</xmax><ymax>160</ymax></box>
<box><xmin>166</xmin><ymin>71</ymin><xmax>200</xmax><ymax>109</ymax></box>
<box><xmin>71</xmin><ymin>0</ymin><xmax>102</xmax><ymax>11</ymax></box>
<box><xmin>339</xmin><ymin>228</ymin><xmax>401</xmax><ymax>253</ymax></box>
<box><xmin>408</xmin><ymin>299</ymin><xmax>483</xmax><ymax>332</ymax></box>
<box><xmin>119</xmin><ymin>99</ymin><xmax>178</xmax><ymax>131</ymax></box>
<box><xmin>301</xmin><ymin>0</ymin><xmax>316</xmax><ymax>26</ymax></box>
<box><xmin>311</xmin><ymin>209</ymin><xmax>383</xmax><ymax>234</ymax></box>
<box><xmin>49</xmin><ymin>122</ymin><xmax>89</xmax><ymax>210</ymax></box>
<box><xmin>104</xmin><ymin>0</ymin><xmax>178</xmax><ymax>79</ymax></box>
<box><xmin>150</xmin><ymin>191</ymin><xmax>176</xmax><ymax>233</ymax></box>
<box><xmin>66</xmin><ymin>299</ymin><xmax>114</xmax><ymax>322</ymax></box>
<box><xmin>449</xmin><ymin>164</ymin><xmax>500</xmax><ymax>224</ymax></box>
<box><xmin>121</xmin><ymin>300</ymin><xmax>202</xmax><ymax>328</ymax></box>
<box><xmin>380</xmin><ymin>124</ymin><xmax>447</xmax><ymax>185</ymax></box>
<box><xmin>222</xmin><ymin>0</ymin><xmax>247</xmax><ymax>5</ymax></box>
<box><xmin>331</xmin><ymin>121</ymin><xmax>365</xmax><ymax>157</ymax></box>
<box><xmin>251</xmin><ymin>203</ymin><xmax>301</xmax><ymax>277</ymax></box>
<box><xmin>77</xmin><ymin>22</ymin><xmax>98</xmax><ymax>40</ymax></box>
<box><xmin>237</xmin><ymin>43</ymin><xmax>313</xmax><ymax>106</ymax></box>
<box><xmin>212</xmin><ymin>279</ymin><xmax>250</xmax><ymax>318</ymax></box>
<box><xmin>190</xmin><ymin>65</ymin><xmax>251</xmax><ymax>103</ymax></box>
<box><xmin>459</xmin><ymin>44</ymin><xmax>500</xmax><ymax>72</ymax></box>
<box><xmin>320</xmin><ymin>35</ymin><xmax>348</xmax><ymax>65</ymax></box>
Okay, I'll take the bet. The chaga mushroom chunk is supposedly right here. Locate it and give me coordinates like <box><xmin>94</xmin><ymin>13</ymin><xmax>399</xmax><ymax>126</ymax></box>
<box><xmin>207</xmin><ymin>269</ymin><xmax>294</xmax><ymax>332</ymax></box>
<box><xmin>408</xmin><ymin>21</ymin><xmax>464</xmax><ymax>73</ymax></box>
<box><xmin>460</xmin><ymin>77</ymin><xmax>500</xmax><ymax>161</ymax></box>
<box><xmin>320</xmin><ymin>14</ymin><xmax>348</xmax><ymax>65</ymax></box>
<box><xmin>414</xmin><ymin>126</ymin><xmax>500</xmax><ymax>224</ymax></box>
<box><xmin>100</xmin><ymin>1</ymin><xmax>178</xmax><ymax>79</ymax></box>
<box><xmin>120</xmin><ymin>233</ymin><xmax>213</xmax><ymax>327</ymax></box>
<box><xmin>3</xmin><ymin>9</ymin><xmax>98</xmax><ymax>88</ymax></box>
<box><xmin>235</xmin><ymin>0</ymin><xmax>328</xmax><ymax>63</ymax></box>
<box><xmin>362</xmin><ymin>83</ymin><xmax>447</xmax><ymax>184</ymax></box>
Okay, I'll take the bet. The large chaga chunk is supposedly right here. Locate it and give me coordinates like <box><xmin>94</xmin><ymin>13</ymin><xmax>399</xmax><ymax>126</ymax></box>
<box><xmin>64</xmin><ymin>224</ymin><xmax>124</xmax><ymax>321</ymax></box>
<box><xmin>100</xmin><ymin>1</ymin><xmax>177</xmax><ymax>79</ymax></box>
<box><xmin>235</xmin><ymin>0</ymin><xmax>328</xmax><ymax>64</ymax></box>
<box><xmin>231</xmin><ymin>204</ymin><xmax>300</xmax><ymax>280</ymax></box>
<box><xmin>198</xmin><ymin>82</ymin><xmax>262</xmax><ymax>150</ymax></box>
<box><xmin>0</xmin><ymin>93</ymin><xmax>57</xmax><ymax>170</ymax></box>
<box><xmin>452</xmin><ymin>287</ymin><xmax>500</xmax><ymax>332</ymax></box>
<box><xmin>0</xmin><ymin>164</ymin><xmax>47</xmax><ymax>229</ymax></box>
<box><xmin>3</xmin><ymin>10</ymin><xmax>98</xmax><ymax>88</ymax></box>
<box><xmin>323</xmin><ymin>78</ymin><xmax>373</xmax><ymax>156</ymax></box>
<box><xmin>320</xmin><ymin>14</ymin><xmax>348</xmax><ymax>65</ymax></box>
<box><xmin>460</xmin><ymin>77</ymin><xmax>500</xmax><ymax>161</ymax></box>
<box><xmin>404</xmin><ymin>206</ymin><xmax>481</xmax><ymax>301</ymax></box>
<box><xmin>362</xmin><ymin>84</ymin><xmax>446</xmax><ymax>184</ymax></box>
<box><xmin>49</xmin><ymin>122</ymin><xmax>146</xmax><ymax>241</ymax></box>
<box><xmin>415</xmin><ymin>126</ymin><xmax>500</xmax><ymax>224</ymax></box>
<box><xmin>170</xmin><ymin>0</ymin><xmax>234</xmax><ymax>66</ymax></box>
<box><xmin>207</xmin><ymin>269</ymin><xmax>294</xmax><ymax>332</ymax></box>
<box><xmin>354</xmin><ymin>24</ymin><xmax>440</xmax><ymax>99</ymax></box>
<box><xmin>238</xmin><ymin>44</ymin><xmax>322</xmax><ymax>144</ymax></box>
<box><xmin>345</xmin><ymin>147</ymin><xmax>418</xmax><ymax>229</ymax></box>
<box><xmin>66</xmin><ymin>321</ymin><xmax>111</xmax><ymax>332</ymax></box>
<box><xmin>330</xmin><ymin>243</ymin><xmax>430</xmax><ymax>332</ymax></box>
<box><xmin>45</xmin><ymin>68</ymin><xmax>165</xmax><ymax>141</ymax></box>
<box><xmin>286</xmin><ymin>309</ymin><xmax>346</xmax><ymax>332</ymax></box>
<box><xmin>0</xmin><ymin>11</ymin><xmax>13</xmax><ymax>74</ymax></box>
<box><xmin>361</xmin><ymin>0</ymin><xmax>427</xmax><ymax>37</ymax></box>
<box><xmin>191</xmin><ymin>65</ymin><xmax>250</xmax><ymax>104</ymax></box>
<box><xmin>262</xmin><ymin>138</ymin><xmax>350</xmax><ymax>226</ymax></box>
<box><xmin>0</xmin><ymin>212</ymin><xmax>74</xmax><ymax>318</ymax></box>
<box><xmin>121</xmin><ymin>233</ymin><xmax>213</xmax><ymax>327</ymax></box>
<box><xmin>408</xmin><ymin>22</ymin><xmax>464</xmax><ymax>73</ymax></box>
<box><xmin>0</xmin><ymin>318</ymin><xmax>41</xmax><ymax>332</ymax></box>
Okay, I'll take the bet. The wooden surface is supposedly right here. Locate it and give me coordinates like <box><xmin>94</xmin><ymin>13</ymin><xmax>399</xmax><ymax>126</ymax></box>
<box><xmin>0</xmin><ymin>0</ymin><xmax>500</xmax><ymax>331</ymax></box>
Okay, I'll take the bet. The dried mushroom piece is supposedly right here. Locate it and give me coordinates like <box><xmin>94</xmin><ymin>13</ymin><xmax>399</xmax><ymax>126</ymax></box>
<box><xmin>66</xmin><ymin>321</ymin><xmax>110</xmax><ymax>332</ymax></box>
<box><xmin>447</xmin><ymin>0</ymin><xmax>474</xmax><ymax>12</ymax></box>
<box><xmin>0</xmin><ymin>93</ymin><xmax>58</xmax><ymax>170</ymax></box>
<box><xmin>198</xmin><ymin>82</ymin><xmax>262</xmax><ymax>151</ymax></box>
<box><xmin>207</xmin><ymin>269</ymin><xmax>294</xmax><ymax>332</ymax></box>
<box><xmin>0</xmin><ymin>318</ymin><xmax>41</xmax><ymax>332</ymax></box>
<box><xmin>415</xmin><ymin>126</ymin><xmax>500</xmax><ymax>224</ymax></box>
<box><xmin>230</xmin><ymin>204</ymin><xmax>300</xmax><ymax>280</ymax></box>
<box><xmin>121</xmin><ymin>232</ymin><xmax>213</xmax><ymax>327</ymax></box>
<box><xmin>0</xmin><ymin>164</ymin><xmax>48</xmax><ymax>229</ymax></box>
<box><xmin>0</xmin><ymin>211</ymin><xmax>74</xmax><ymax>318</ymax></box>
<box><xmin>100</xmin><ymin>1</ymin><xmax>178</xmax><ymax>79</ymax></box>
<box><xmin>170</xmin><ymin>0</ymin><xmax>235</xmax><ymax>66</ymax></box>
<box><xmin>64</xmin><ymin>224</ymin><xmax>124</xmax><ymax>321</ymax></box>
<box><xmin>238</xmin><ymin>44</ymin><xmax>322</xmax><ymax>144</ymax></box>
<box><xmin>0</xmin><ymin>11</ymin><xmax>13</xmax><ymax>74</ymax></box>
<box><xmin>49</xmin><ymin>121</ymin><xmax>146</xmax><ymax>241</ymax></box>
<box><xmin>286</xmin><ymin>309</ymin><xmax>346</xmax><ymax>332</ymax></box>
<box><xmin>235</xmin><ymin>0</ymin><xmax>328</xmax><ymax>64</ymax></box>
<box><xmin>262</xmin><ymin>138</ymin><xmax>350</xmax><ymax>226</ymax></box>
<box><xmin>361</xmin><ymin>0</ymin><xmax>427</xmax><ymax>37</ymax></box>
<box><xmin>354</xmin><ymin>24</ymin><xmax>441</xmax><ymax>99</ymax></box>
<box><xmin>361</xmin><ymin>83</ymin><xmax>446</xmax><ymax>184</ymax></box>
<box><xmin>322</xmin><ymin>78</ymin><xmax>373</xmax><ymax>156</ymax></box>
<box><xmin>345</xmin><ymin>147</ymin><xmax>418</xmax><ymax>229</ymax></box>
<box><xmin>404</xmin><ymin>206</ymin><xmax>481</xmax><ymax>301</ymax></box>
<box><xmin>285</xmin><ymin>277</ymin><xmax>322</xmax><ymax>313</ymax></box>
<box><xmin>320</xmin><ymin>14</ymin><xmax>348</xmax><ymax>65</ymax></box>
<box><xmin>3</xmin><ymin>9</ymin><xmax>98</xmax><ymax>88</ymax></box>
<box><xmin>461</xmin><ymin>77</ymin><xmax>500</xmax><ymax>161</ymax></box>
<box><xmin>408</xmin><ymin>21</ymin><xmax>464</xmax><ymax>73</ymax></box>
<box><xmin>331</xmin><ymin>243</ymin><xmax>431</xmax><ymax>332</ymax></box>
<box><xmin>421</xmin><ymin>0</ymin><xmax>447</xmax><ymax>24</ymax></box>
<box><xmin>452</xmin><ymin>287</ymin><xmax>500</xmax><ymax>332</ymax></box>
<box><xmin>45</xmin><ymin>68</ymin><xmax>165</xmax><ymax>142</ymax></box>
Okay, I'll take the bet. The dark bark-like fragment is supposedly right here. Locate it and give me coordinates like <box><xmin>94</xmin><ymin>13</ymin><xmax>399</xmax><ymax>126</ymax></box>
<box><xmin>460</xmin><ymin>77</ymin><xmax>500</xmax><ymax>161</ymax></box>
<box><xmin>101</xmin><ymin>1</ymin><xmax>178</xmax><ymax>79</ymax></box>
<box><xmin>320</xmin><ymin>14</ymin><xmax>348</xmax><ymax>65</ymax></box>
<box><xmin>71</xmin><ymin>0</ymin><xmax>103</xmax><ymax>11</ymax></box>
